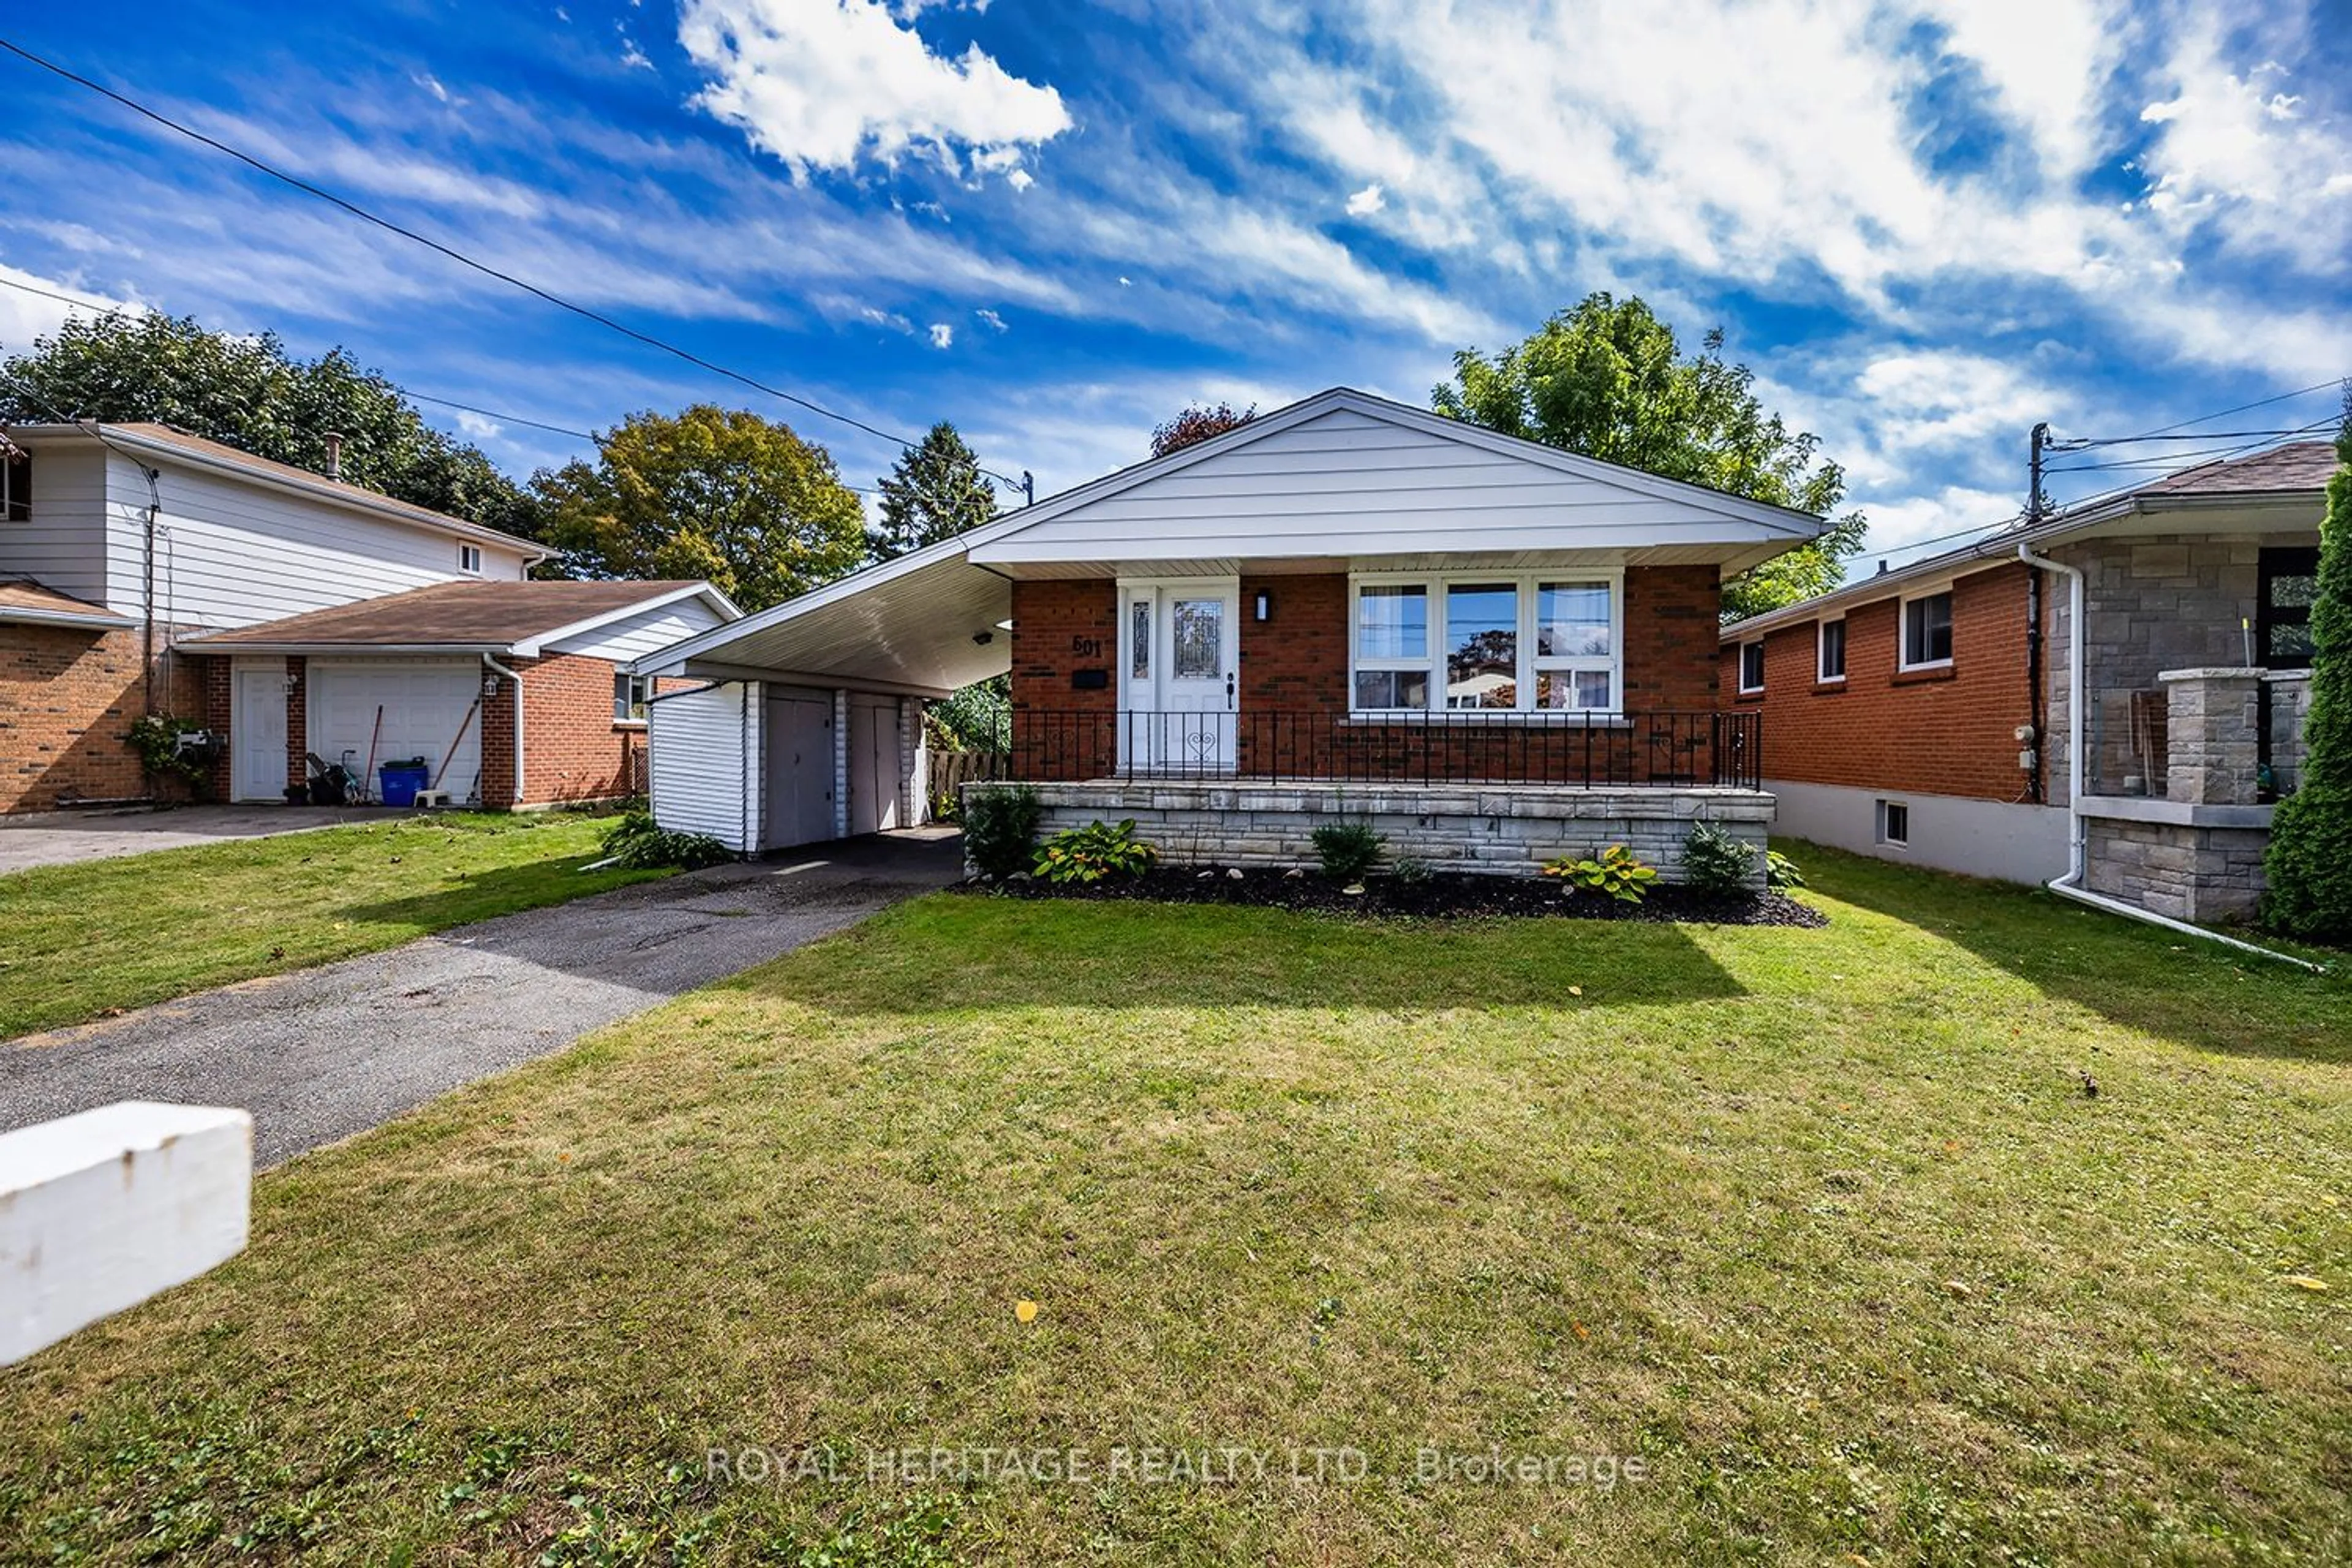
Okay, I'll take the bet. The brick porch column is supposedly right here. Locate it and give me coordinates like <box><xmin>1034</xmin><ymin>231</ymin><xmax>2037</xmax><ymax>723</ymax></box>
<box><xmin>2159</xmin><ymin>667</ymin><xmax>2263</xmax><ymax>807</ymax></box>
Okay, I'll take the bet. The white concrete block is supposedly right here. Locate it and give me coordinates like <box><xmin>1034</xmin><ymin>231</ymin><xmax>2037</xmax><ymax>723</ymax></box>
<box><xmin>2</xmin><ymin>1102</ymin><xmax>252</xmax><ymax>1366</ymax></box>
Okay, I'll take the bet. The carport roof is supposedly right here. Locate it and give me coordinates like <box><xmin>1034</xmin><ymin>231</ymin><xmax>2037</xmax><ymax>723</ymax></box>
<box><xmin>181</xmin><ymin>580</ymin><xmax>734</xmax><ymax>656</ymax></box>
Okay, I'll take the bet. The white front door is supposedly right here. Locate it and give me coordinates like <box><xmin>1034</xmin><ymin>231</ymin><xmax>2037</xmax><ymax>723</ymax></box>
<box><xmin>1120</xmin><ymin>579</ymin><xmax>1238</xmax><ymax>772</ymax></box>
<box><xmin>233</xmin><ymin>666</ymin><xmax>288</xmax><ymax>802</ymax></box>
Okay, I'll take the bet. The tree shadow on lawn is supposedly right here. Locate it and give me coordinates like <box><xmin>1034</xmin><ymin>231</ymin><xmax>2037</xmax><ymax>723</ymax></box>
<box><xmin>730</xmin><ymin>892</ymin><xmax>1751</xmax><ymax>1016</ymax></box>
<box><xmin>1787</xmin><ymin>839</ymin><xmax>2350</xmax><ymax>1066</ymax></box>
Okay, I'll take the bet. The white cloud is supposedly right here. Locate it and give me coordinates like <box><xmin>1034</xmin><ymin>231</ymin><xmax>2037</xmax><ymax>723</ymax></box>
<box><xmin>453</xmin><ymin>409</ymin><xmax>502</xmax><ymax>441</ymax></box>
<box><xmin>928</xmin><ymin>322</ymin><xmax>954</xmax><ymax>348</ymax></box>
<box><xmin>1231</xmin><ymin>0</ymin><xmax>2350</xmax><ymax>378</ymax></box>
<box><xmin>1344</xmin><ymin>182</ymin><xmax>1385</xmax><ymax>217</ymax></box>
<box><xmin>974</xmin><ymin>307</ymin><xmax>1006</xmax><ymax>331</ymax></box>
<box><xmin>678</xmin><ymin>0</ymin><xmax>1070</xmax><ymax>182</ymax></box>
<box><xmin>0</xmin><ymin>265</ymin><xmax>142</xmax><ymax>356</ymax></box>
<box><xmin>413</xmin><ymin>73</ymin><xmax>453</xmax><ymax>104</ymax></box>
<box><xmin>2133</xmin><ymin>26</ymin><xmax>2352</xmax><ymax>276</ymax></box>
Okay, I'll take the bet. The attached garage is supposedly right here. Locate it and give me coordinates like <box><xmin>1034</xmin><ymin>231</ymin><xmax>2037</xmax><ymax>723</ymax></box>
<box><xmin>306</xmin><ymin>659</ymin><xmax>484</xmax><ymax>803</ymax></box>
<box><xmin>183</xmin><ymin>579</ymin><xmax>741</xmax><ymax>809</ymax></box>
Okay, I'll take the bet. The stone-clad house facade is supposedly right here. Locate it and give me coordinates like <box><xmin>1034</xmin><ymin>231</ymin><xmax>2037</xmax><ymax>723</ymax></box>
<box><xmin>1720</xmin><ymin>442</ymin><xmax>2332</xmax><ymax>922</ymax></box>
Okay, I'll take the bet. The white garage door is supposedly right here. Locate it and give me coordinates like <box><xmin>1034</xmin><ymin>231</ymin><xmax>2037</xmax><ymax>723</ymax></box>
<box><xmin>307</xmin><ymin>660</ymin><xmax>483</xmax><ymax>804</ymax></box>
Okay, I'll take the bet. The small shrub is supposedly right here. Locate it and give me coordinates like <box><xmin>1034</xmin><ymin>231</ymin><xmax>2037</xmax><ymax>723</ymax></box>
<box><xmin>1681</xmin><ymin>818</ymin><xmax>1758</xmax><ymax>896</ymax></box>
<box><xmin>1392</xmin><ymin>856</ymin><xmax>1434</xmax><ymax>887</ymax></box>
<box><xmin>1765</xmin><ymin>848</ymin><xmax>1806</xmax><ymax>890</ymax></box>
<box><xmin>1541</xmin><ymin>845</ymin><xmax>1659</xmax><ymax>904</ymax></box>
<box><xmin>128</xmin><ymin>713</ymin><xmax>215</xmax><ymax>794</ymax></box>
<box><xmin>598</xmin><ymin>807</ymin><xmax>732</xmax><ymax>870</ymax></box>
<box><xmin>962</xmin><ymin>785</ymin><xmax>1042</xmax><ymax>878</ymax></box>
<box><xmin>1034</xmin><ymin>819</ymin><xmax>1158</xmax><ymax>884</ymax></box>
<box><xmin>1310</xmin><ymin>820</ymin><xmax>1384</xmax><ymax>881</ymax></box>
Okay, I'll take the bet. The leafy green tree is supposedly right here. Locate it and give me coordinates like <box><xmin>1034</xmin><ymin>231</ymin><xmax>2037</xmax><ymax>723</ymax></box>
<box><xmin>0</xmin><ymin>312</ymin><xmax>538</xmax><ymax>537</ymax></box>
<box><xmin>532</xmin><ymin>405</ymin><xmax>864</xmax><ymax>611</ymax></box>
<box><xmin>1150</xmin><ymin>401</ymin><xmax>1257</xmax><ymax>458</ymax></box>
<box><xmin>1433</xmin><ymin>293</ymin><xmax>1865</xmax><ymax>620</ymax></box>
<box><xmin>870</xmin><ymin>420</ymin><xmax>997</xmax><ymax>562</ymax></box>
<box><xmin>2262</xmin><ymin>401</ymin><xmax>2352</xmax><ymax>943</ymax></box>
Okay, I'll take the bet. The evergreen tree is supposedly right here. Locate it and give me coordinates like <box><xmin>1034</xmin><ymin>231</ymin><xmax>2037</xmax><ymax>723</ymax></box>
<box><xmin>870</xmin><ymin>421</ymin><xmax>997</xmax><ymax>562</ymax></box>
<box><xmin>2262</xmin><ymin>396</ymin><xmax>2352</xmax><ymax>943</ymax></box>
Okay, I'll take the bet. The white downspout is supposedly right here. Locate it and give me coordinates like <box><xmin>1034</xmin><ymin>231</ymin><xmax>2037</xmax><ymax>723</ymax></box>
<box><xmin>482</xmin><ymin>654</ymin><xmax>526</xmax><ymax>810</ymax></box>
<box><xmin>2016</xmin><ymin>545</ymin><xmax>2323</xmax><ymax>972</ymax></box>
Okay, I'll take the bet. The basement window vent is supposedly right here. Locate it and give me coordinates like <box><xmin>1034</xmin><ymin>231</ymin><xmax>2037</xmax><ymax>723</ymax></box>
<box><xmin>1876</xmin><ymin>799</ymin><xmax>1910</xmax><ymax>848</ymax></box>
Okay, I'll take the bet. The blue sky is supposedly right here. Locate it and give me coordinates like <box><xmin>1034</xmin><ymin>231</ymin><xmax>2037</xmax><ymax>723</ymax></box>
<box><xmin>1</xmin><ymin>0</ymin><xmax>2346</xmax><ymax>567</ymax></box>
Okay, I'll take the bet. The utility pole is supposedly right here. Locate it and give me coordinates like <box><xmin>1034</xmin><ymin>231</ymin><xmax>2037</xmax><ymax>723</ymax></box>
<box><xmin>2027</xmin><ymin>421</ymin><xmax>2050</xmax><ymax>523</ymax></box>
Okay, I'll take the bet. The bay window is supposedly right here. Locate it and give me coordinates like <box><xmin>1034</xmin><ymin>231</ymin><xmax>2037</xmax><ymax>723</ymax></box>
<box><xmin>1352</xmin><ymin>572</ymin><xmax>1620</xmax><ymax>715</ymax></box>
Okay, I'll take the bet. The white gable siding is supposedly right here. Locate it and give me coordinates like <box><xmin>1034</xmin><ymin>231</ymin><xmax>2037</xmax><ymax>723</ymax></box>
<box><xmin>111</xmin><ymin>453</ymin><xmax>532</xmax><ymax>629</ymax></box>
<box><xmin>0</xmin><ymin>446</ymin><xmax>110</xmax><ymax>603</ymax></box>
<box><xmin>648</xmin><ymin>681</ymin><xmax>758</xmax><ymax>852</ymax></box>
<box><xmin>973</xmin><ymin>407</ymin><xmax>1778</xmax><ymax>564</ymax></box>
<box><xmin>543</xmin><ymin>597</ymin><xmax>728</xmax><ymax>663</ymax></box>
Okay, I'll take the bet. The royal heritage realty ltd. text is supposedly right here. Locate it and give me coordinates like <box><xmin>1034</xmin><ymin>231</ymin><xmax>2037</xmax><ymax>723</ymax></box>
<box><xmin>707</xmin><ymin>1444</ymin><xmax>1650</xmax><ymax>1490</ymax></box>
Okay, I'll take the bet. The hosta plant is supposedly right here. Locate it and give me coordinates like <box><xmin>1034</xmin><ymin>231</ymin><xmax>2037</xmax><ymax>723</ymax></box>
<box><xmin>1541</xmin><ymin>844</ymin><xmax>1659</xmax><ymax>904</ymax></box>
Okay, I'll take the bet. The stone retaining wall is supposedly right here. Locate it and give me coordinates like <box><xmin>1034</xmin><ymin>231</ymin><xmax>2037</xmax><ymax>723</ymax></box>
<box><xmin>967</xmin><ymin>779</ymin><xmax>1774</xmax><ymax>885</ymax></box>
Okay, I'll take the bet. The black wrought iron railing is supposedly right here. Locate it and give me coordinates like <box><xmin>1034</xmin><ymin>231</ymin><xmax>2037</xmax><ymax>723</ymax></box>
<box><xmin>1005</xmin><ymin>709</ymin><xmax>1761</xmax><ymax>790</ymax></box>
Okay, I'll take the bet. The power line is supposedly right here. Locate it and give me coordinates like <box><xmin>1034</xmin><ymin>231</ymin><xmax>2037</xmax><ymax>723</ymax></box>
<box><xmin>0</xmin><ymin>270</ymin><xmax>897</xmax><ymax>492</ymax></box>
<box><xmin>2117</xmin><ymin>376</ymin><xmax>2346</xmax><ymax>442</ymax></box>
<box><xmin>0</xmin><ymin>34</ymin><xmax>1029</xmax><ymax>492</ymax></box>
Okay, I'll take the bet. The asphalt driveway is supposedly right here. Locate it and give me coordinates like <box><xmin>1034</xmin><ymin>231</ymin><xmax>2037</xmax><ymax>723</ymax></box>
<box><xmin>0</xmin><ymin>804</ymin><xmax>409</xmax><ymax>875</ymax></box>
<box><xmin>0</xmin><ymin>829</ymin><xmax>962</xmax><ymax>1166</ymax></box>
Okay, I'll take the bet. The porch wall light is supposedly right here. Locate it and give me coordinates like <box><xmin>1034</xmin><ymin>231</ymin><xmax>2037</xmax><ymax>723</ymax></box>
<box><xmin>1253</xmin><ymin>589</ymin><xmax>1272</xmax><ymax>622</ymax></box>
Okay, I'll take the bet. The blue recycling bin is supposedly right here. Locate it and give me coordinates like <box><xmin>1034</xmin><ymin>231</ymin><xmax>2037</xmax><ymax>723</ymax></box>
<box><xmin>379</xmin><ymin>762</ymin><xmax>430</xmax><ymax>807</ymax></box>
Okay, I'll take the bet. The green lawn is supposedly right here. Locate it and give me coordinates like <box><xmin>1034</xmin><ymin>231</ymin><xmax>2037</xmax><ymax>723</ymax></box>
<box><xmin>2</xmin><ymin>848</ymin><xmax>2346</xmax><ymax>1564</ymax></box>
<box><xmin>0</xmin><ymin>813</ymin><xmax>665</xmax><ymax>1038</ymax></box>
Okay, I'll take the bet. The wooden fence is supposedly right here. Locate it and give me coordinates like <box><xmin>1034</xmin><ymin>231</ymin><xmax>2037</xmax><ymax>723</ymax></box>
<box><xmin>925</xmin><ymin>750</ymin><xmax>1009</xmax><ymax>816</ymax></box>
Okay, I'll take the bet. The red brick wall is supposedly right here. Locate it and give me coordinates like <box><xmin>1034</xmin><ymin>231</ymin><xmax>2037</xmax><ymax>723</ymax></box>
<box><xmin>1009</xmin><ymin>578</ymin><xmax>1120</xmax><ymax>780</ymax></box>
<box><xmin>1006</xmin><ymin>567</ymin><xmax>1728</xmax><ymax>784</ymax></box>
<box><xmin>0</xmin><ymin>625</ymin><xmax>150</xmax><ymax>811</ymax></box>
<box><xmin>517</xmin><ymin>652</ymin><xmax>646</xmax><ymax>805</ymax></box>
<box><xmin>1722</xmin><ymin>561</ymin><xmax>2037</xmax><ymax>801</ymax></box>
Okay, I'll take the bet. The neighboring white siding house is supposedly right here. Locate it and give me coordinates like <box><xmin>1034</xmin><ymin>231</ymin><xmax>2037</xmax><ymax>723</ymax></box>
<box><xmin>116</xmin><ymin>451</ymin><xmax>532</xmax><ymax>634</ymax></box>
<box><xmin>1</xmin><ymin>422</ymin><xmax>541</xmax><ymax>638</ymax></box>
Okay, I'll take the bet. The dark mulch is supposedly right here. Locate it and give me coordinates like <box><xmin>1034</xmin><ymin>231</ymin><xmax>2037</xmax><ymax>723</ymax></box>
<box><xmin>951</xmin><ymin>867</ymin><xmax>1826</xmax><ymax>927</ymax></box>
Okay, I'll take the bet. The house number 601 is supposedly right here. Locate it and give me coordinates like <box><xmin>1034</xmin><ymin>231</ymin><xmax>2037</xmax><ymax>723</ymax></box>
<box><xmin>1071</xmin><ymin>635</ymin><xmax>1104</xmax><ymax>658</ymax></box>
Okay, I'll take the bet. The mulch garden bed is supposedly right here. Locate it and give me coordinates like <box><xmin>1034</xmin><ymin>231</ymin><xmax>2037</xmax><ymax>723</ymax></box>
<box><xmin>951</xmin><ymin>867</ymin><xmax>1827</xmax><ymax>927</ymax></box>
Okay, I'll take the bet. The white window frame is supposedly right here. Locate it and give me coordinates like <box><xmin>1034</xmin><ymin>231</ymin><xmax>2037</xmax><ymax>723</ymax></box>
<box><xmin>1877</xmin><ymin>797</ymin><xmax>1911</xmax><ymax>848</ymax></box>
<box><xmin>1899</xmin><ymin>589</ymin><xmax>1954</xmax><ymax>671</ymax></box>
<box><xmin>614</xmin><ymin>672</ymin><xmax>649</xmax><ymax>726</ymax></box>
<box><xmin>1816</xmin><ymin>617</ymin><xmax>1847</xmax><ymax>684</ymax></box>
<box><xmin>1348</xmin><ymin>568</ymin><xmax>1624</xmax><ymax>719</ymax></box>
<box><xmin>1737</xmin><ymin>639</ymin><xmax>1766</xmax><ymax>695</ymax></box>
<box><xmin>458</xmin><ymin>543</ymin><xmax>484</xmax><ymax>575</ymax></box>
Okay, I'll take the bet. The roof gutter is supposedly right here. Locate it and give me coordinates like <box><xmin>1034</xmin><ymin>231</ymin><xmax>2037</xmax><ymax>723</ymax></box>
<box><xmin>175</xmin><ymin>641</ymin><xmax>514</xmax><ymax>657</ymax></box>
<box><xmin>2015</xmin><ymin>542</ymin><xmax>2323</xmax><ymax>973</ymax></box>
<box><xmin>0</xmin><ymin>605</ymin><xmax>139</xmax><ymax>631</ymax></box>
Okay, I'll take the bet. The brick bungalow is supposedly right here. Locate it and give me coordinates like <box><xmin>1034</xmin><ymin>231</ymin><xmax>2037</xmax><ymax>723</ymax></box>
<box><xmin>1720</xmin><ymin>441</ymin><xmax>2332</xmax><ymax>921</ymax></box>
<box><xmin>635</xmin><ymin>386</ymin><xmax>1834</xmax><ymax>879</ymax></box>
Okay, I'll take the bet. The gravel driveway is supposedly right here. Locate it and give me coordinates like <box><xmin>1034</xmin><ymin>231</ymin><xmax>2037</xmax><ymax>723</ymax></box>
<box><xmin>0</xmin><ymin>830</ymin><xmax>962</xmax><ymax>1166</ymax></box>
